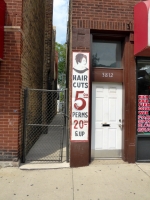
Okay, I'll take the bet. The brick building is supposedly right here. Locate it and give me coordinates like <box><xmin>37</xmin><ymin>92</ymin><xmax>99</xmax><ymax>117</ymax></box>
<box><xmin>68</xmin><ymin>0</ymin><xmax>150</xmax><ymax>167</ymax></box>
<box><xmin>0</xmin><ymin>0</ymin><xmax>55</xmax><ymax>165</ymax></box>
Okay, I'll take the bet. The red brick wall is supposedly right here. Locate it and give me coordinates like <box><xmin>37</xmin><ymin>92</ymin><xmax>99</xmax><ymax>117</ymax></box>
<box><xmin>5</xmin><ymin>0</ymin><xmax>22</xmax><ymax>26</ymax></box>
<box><xmin>72</xmin><ymin>0</ymin><xmax>140</xmax><ymax>30</ymax></box>
<box><xmin>69</xmin><ymin>0</ymin><xmax>141</xmax><ymax>165</ymax></box>
<box><xmin>0</xmin><ymin>0</ymin><xmax>54</xmax><ymax>162</ymax></box>
<box><xmin>0</xmin><ymin>0</ymin><xmax>22</xmax><ymax>161</ymax></box>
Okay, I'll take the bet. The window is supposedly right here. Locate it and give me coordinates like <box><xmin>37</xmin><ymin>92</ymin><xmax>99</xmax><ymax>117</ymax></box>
<box><xmin>137</xmin><ymin>58</ymin><xmax>150</xmax><ymax>135</ymax></box>
<box><xmin>92</xmin><ymin>40</ymin><xmax>122</xmax><ymax>68</ymax></box>
<box><xmin>137</xmin><ymin>59</ymin><xmax>150</xmax><ymax>95</ymax></box>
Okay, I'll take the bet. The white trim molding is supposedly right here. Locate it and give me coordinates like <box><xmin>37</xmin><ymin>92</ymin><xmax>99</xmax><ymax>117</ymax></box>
<box><xmin>4</xmin><ymin>26</ymin><xmax>22</xmax><ymax>33</ymax></box>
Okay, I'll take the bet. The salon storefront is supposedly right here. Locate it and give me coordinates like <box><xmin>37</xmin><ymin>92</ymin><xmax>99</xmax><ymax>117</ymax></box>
<box><xmin>135</xmin><ymin>1</ymin><xmax>150</xmax><ymax>161</ymax></box>
<box><xmin>136</xmin><ymin>59</ymin><xmax>150</xmax><ymax>161</ymax></box>
<box><xmin>69</xmin><ymin>0</ymin><xmax>150</xmax><ymax>167</ymax></box>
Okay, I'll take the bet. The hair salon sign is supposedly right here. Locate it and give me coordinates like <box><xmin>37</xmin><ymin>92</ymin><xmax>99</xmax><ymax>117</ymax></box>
<box><xmin>71</xmin><ymin>52</ymin><xmax>90</xmax><ymax>141</ymax></box>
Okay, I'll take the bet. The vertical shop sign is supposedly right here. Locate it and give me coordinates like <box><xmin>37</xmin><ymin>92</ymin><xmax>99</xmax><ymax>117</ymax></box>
<box><xmin>138</xmin><ymin>95</ymin><xmax>150</xmax><ymax>133</ymax></box>
<box><xmin>71</xmin><ymin>52</ymin><xmax>90</xmax><ymax>141</ymax></box>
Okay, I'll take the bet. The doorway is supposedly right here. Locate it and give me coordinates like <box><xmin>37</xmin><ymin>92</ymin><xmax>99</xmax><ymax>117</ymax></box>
<box><xmin>91</xmin><ymin>82</ymin><xmax>122</xmax><ymax>159</ymax></box>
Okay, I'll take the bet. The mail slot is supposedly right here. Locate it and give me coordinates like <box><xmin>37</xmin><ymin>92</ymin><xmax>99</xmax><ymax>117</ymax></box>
<box><xmin>102</xmin><ymin>124</ymin><xmax>110</xmax><ymax>127</ymax></box>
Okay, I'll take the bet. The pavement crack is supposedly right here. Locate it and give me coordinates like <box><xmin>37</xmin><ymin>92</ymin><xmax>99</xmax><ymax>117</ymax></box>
<box><xmin>136</xmin><ymin>163</ymin><xmax>150</xmax><ymax>178</ymax></box>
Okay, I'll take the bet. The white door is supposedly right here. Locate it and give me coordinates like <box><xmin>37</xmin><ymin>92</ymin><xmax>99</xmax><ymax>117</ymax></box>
<box><xmin>91</xmin><ymin>83</ymin><xmax>122</xmax><ymax>158</ymax></box>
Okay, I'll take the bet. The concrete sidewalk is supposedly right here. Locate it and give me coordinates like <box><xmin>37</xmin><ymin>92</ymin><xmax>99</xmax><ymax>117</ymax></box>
<box><xmin>0</xmin><ymin>161</ymin><xmax>150</xmax><ymax>200</ymax></box>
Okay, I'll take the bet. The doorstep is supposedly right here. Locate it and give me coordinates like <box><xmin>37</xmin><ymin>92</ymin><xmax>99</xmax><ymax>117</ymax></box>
<box><xmin>19</xmin><ymin>162</ymin><xmax>70</xmax><ymax>170</ymax></box>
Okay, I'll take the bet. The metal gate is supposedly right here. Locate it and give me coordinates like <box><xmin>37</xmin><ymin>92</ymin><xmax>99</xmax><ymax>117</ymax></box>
<box><xmin>22</xmin><ymin>88</ymin><xmax>69</xmax><ymax>163</ymax></box>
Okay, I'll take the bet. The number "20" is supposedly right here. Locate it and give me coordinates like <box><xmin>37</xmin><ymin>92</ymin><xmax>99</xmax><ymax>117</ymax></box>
<box><xmin>74</xmin><ymin>120</ymin><xmax>84</xmax><ymax>129</ymax></box>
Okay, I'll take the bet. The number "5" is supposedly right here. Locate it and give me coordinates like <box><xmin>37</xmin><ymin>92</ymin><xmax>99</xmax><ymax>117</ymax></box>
<box><xmin>74</xmin><ymin>91</ymin><xmax>86</xmax><ymax>110</ymax></box>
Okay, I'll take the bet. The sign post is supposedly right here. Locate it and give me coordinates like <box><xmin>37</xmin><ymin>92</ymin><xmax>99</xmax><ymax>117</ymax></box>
<box><xmin>70</xmin><ymin>52</ymin><xmax>90</xmax><ymax>167</ymax></box>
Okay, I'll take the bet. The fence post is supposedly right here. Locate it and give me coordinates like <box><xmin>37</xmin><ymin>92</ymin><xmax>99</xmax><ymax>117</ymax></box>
<box><xmin>65</xmin><ymin>89</ymin><xmax>69</xmax><ymax>162</ymax></box>
<box><xmin>22</xmin><ymin>88</ymin><xmax>28</xmax><ymax>163</ymax></box>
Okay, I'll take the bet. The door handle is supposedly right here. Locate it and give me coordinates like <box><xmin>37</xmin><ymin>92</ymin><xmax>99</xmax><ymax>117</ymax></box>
<box><xmin>118</xmin><ymin>123</ymin><xmax>122</xmax><ymax>128</ymax></box>
<box><xmin>118</xmin><ymin>119</ymin><xmax>122</xmax><ymax>128</ymax></box>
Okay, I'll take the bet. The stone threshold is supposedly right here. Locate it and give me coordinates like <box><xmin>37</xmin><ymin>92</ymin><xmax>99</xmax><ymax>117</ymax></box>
<box><xmin>20</xmin><ymin>162</ymin><xmax>70</xmax><ymax>170</ymax></box>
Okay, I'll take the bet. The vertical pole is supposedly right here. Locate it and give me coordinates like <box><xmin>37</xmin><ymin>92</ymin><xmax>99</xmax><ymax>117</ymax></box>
<box><xmin>66</xmin><ymin>89</ymin><xmax>69</xmax><ymax>162</ymax></box>
<box><xmin>22</xmin><ymin>88</ymin><xmax>28</xmax><ymax>163</ymax></box>
<box><xmin>61</xmin><ymin>90</ymin><xmax>64</xmax><ymax>162</ymax></box>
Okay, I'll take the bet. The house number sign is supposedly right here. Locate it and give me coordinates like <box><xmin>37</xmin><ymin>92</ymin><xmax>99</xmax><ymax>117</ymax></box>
<box><xmin>102</xmin><ymin>73</ymin><xmax>114</xmax><ymax>78</ymax></box>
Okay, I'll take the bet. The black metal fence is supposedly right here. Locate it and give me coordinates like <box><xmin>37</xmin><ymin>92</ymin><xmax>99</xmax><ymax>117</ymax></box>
<box><xmin>22</xmin><ymin>88</ymin><xmax>69</xmax><ymax>163</ymax></box>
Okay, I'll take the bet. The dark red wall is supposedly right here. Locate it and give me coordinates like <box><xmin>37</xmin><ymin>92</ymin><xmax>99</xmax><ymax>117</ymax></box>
<box><xmin>70</xmin><ymin>0</ymin><xmax>141</xmax><ymax>167</ymax></box>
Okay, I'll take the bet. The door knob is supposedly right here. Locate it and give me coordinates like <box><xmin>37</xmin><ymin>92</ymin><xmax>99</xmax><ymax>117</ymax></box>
<box><xmin>118</xmin><ymin>123</ymin><xmax>122</xmax><ymax>128</ymax></box>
